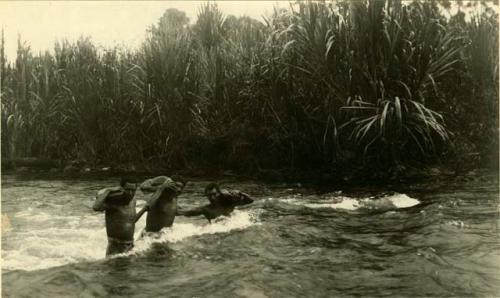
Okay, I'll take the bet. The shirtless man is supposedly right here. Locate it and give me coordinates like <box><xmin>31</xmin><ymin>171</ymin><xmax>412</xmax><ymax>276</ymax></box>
<box><xmin>93</xmin><ymin>178</ymin><xmax>138</xmax><ymax>256</ymax></box>
<box><xmin>177</xmin><ymin>183</ymin><xmax>254</xmax><ymax>223</ymax></box>
<box><xmin>135</xmin><ymin>176</ymin><xmax>185</xmax><ymax>233</ymax></box>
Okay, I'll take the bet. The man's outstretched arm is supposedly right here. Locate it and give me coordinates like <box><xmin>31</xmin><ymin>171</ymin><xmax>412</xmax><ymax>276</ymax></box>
<box><xmin>237</xmin><ymin>192</ymin><xmax>254</xmax><ymax>205</ymax></box>
<box><xmin>176</xmin><ymin>206</ymin><xmax>205</xmax><ymax>217</ymax></box>
<box><xmin>219</xmin><ymin>190</ymin><xmax>254</xmax><ymax>206</ymax></box>
<box><xmin>135</xmin><ymin>205</ymin><xmax>149</xmax><ymax>223</ymax></box>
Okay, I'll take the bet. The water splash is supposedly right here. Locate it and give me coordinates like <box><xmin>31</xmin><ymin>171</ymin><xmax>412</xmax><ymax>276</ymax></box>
<box><xmin>446</xmin><ymin>220</ymin><xmax>470</xmax><ymax>228</ymax></box>
<box><xmin>126</xmin><ymin>210</ymin><xmax>260</xmax><ymax>257</ymax></box>
<box><xmin>387</xmin><ymin>193</ymin><xmax>420</xmax><ymax>208</ymax></box>
<box><xmin>279</xmin><ymin>193</ymin><xmax>420</xmax><ymax>211</ymax></box>
<box><xmin>2</xmin><ymin>209</ymin><xmax>108</xmax><ymax>271</ymax></box>
<box><xmin>279</xmin><ymin>197</ymin><xmax>361</xmax><ymax>210</ymax></box>
<box><xmin>2</xmin><ymin>208</ymin><xmax>259</xmax><ymax>271</ymax></box>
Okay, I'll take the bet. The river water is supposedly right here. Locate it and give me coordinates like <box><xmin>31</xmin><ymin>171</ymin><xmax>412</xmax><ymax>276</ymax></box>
<box><xmin>1</xmin><ymin>173</ymin><xmax>499</xmax><ymax>297</ymax></box>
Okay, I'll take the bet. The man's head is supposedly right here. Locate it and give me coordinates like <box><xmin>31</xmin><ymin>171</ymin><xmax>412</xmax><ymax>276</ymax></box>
<box><xmin>204</xmin><ymin>182</ymin><xmax>221</xmax><ymax>203</ymax></box>
<box><xmin>120</xmin><ymin>177</ymin><xmax>138</xmax><ymax>193</ymax></box>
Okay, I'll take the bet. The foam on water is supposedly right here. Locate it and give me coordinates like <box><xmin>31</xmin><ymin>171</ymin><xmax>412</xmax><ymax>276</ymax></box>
<box><xmin>127</xmin><ymin>210</ymin><xmax>260</xmax><ymax>256</ymax></box>
<box><xmin>279</xmin><ymin>193</ymin><xmax>420</xmax><ymax>211</ymax></box>
<box><xmin>304</xmin><ymin>198</ymin><xmax>362</xmax><ymax>210</ymax></box>
<box><xmin>2</xmin><ymin>209</ymin><xmax>108</xmax><ymax>271</ymax></box>
<box><xmin>2</xmin><ymin>208</ymin><xmax>259</xmax><ymax>271</ymax></box>
<box><xmin>280</xmin><ymin>197</ymin><xmax>361</xmax><ymax>210</ymax></box>
<box><xmin>387</xmin><ymin>193</ymin><xmax>420</xmax><ymax>208</ymax></box>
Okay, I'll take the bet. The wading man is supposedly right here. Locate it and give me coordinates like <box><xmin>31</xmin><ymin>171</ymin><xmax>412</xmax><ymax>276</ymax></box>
<box><xmin>177</xmin><ymin>183</ymin><xmax>254</xmax><ymax>223</ymax></box>
<box><xmin>135</xmin><ymin>176</ymin><xmax>185</xmax><ymax>233</ymax></box>
<box><xmin>93</xmin><ymin>178</ymin><xmax>138</xmax><ymax>256</ymax></box>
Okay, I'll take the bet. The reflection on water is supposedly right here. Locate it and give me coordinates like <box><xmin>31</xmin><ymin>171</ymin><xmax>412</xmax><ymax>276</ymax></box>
<box><xmin>2</xmin><ymin>173</ymin><xmax>499</xmax><ymax>297</ymax></box>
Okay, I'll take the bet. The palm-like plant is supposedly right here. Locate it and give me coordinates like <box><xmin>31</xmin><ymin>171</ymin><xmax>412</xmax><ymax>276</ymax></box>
<box><xmin>341</xmin><ymin>95</ymin><xmax>449</xmax><ymax>163</ymax></box>
<box><xmin>279</xmin><ymin>0</ymin><xmax>459</xmax><ymax>169</ymax></box>
<box><xmin>0</xmin><ymin>1</ymin><xmax>496</xmax><ymax>177</ymax></box>
<box><xmin>339</xmin><ymin>1</ymin><xmax>460</xmax><ymax>166</ymax></box>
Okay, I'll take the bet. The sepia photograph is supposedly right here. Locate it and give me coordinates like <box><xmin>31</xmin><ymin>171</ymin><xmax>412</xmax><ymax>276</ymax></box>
<box><xmin>0</xmin><ymin>0</ymin><xmax>499</xmax><ymax>297</ymax></box>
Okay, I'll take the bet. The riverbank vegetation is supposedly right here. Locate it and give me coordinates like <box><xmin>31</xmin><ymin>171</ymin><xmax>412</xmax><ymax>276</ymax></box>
<box><xmin>1</xmin><ymin>0</ymin><xmax>498</xmax><ymax>182</ymax></box>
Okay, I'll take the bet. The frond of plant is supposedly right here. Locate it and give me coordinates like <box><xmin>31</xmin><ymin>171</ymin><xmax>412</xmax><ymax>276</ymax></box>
<box><xmin>341</xmin><ymin>95</ymin><xmax>449</xmax><ymax>164</ymax></box>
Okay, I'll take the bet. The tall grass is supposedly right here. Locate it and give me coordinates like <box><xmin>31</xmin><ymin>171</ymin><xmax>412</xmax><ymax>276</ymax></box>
<box><xmin>1</xmin><ymin>1</ymin><xmax>497</xmax><ymax>178</ymax></box>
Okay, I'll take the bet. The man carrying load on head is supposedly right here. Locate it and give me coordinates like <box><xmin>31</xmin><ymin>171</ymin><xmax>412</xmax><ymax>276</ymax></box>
<box><xmin>93</xmin><ymin>177</ymin><xmax>138</xmax><ymax>257</ymax></box>
<box><xmin>135</xmin><ymin>176</ymin><xmax>186</xmax><ymax>233</ymax></box>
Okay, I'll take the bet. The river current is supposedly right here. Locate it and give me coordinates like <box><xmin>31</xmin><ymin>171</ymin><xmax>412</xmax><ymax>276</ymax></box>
<box><xmin>1</xmin><ymin>173</ymin><xmax>499</xmax><ymax>297</ymax></box>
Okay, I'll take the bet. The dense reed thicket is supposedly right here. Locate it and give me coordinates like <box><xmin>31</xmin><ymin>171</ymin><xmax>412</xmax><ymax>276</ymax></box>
<box><xmin>1</xmin><ymin>0</ymin><xmax>498</xmax><ymax>180</ymax></box>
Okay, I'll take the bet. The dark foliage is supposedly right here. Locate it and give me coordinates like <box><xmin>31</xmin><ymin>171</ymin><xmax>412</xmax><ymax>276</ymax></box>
<box><xmin>1</xmin><ymin>1</ymin><xmax>497</xmax><ymax>180</ymax></box>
